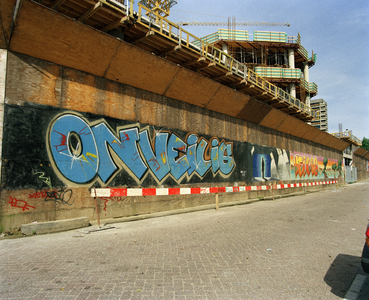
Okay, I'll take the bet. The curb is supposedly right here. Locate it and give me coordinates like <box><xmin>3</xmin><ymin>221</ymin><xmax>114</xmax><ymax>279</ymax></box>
<box><xmin>21</xmin><ymin>217</ymin><xmax>89</xmax><ymax>236</ymax></box>
<box><xmin>90</xmin><ymin>186</ymin><xmax>333</xmax><ymax>226</ymax></box>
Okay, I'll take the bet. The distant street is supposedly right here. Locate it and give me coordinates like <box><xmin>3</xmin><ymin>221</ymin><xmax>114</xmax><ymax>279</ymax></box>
<box><xmin>1</xmin><ymin>181</ymin><xmax>369</xmax><ymax>299</ymax></box>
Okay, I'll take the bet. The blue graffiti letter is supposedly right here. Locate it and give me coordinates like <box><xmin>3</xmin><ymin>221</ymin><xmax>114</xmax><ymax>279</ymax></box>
<box><xmin>49</xmin><ymin>114</ymin><xmax>99</xmax><ymax>184</ymax></box>
<box><xmin>211</xmin><ymin>139</ymin><xmax>220</xmax><ymax>173</ymax></box>
<box><xmin>219</xmin><ymin>142</ymin><xmax>234</xmax><ymax>175</ymax></box>
<box><xmin>91</xmin><ymin>123</ymin><xmax>147</xmax><ymax>182</ymax></box>
<box><xmin>167</xmin><ymin>134</ymin><xmax>190</xmax><ymax>180</ymax></box>
<box><xmin>138</xmin><ymin>130</ymin><xmax>170</xmax><ymax>181</ymax></box>
<box><xmin>186</xmin><ymin>134</ymin><xmax>198</xmax><ymax>176</ymax></box>
<box><xmin>196</xmin><ymin>138</ymin><xmax>211</xmax><ymax>177</ymax></box>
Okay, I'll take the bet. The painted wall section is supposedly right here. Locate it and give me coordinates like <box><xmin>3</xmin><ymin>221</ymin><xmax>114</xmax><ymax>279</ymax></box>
<box><xmin>248</xmin><ymin>144</ymin><xmax>291</xmax><ymax>182</ymax></box>
<box><xmin>290</xmin><ymin>151</ymin><xmax>340</xmax><ymax>180</ymax></box>
<box><xmin>48</xmin><ymin>113</ymin><xmax>235</xmax><ymax>186</ymax></box>
<box><xmin>0</xmin><ymin>52</ymin><xmax>347</xmax><ymax>232</ymax></box>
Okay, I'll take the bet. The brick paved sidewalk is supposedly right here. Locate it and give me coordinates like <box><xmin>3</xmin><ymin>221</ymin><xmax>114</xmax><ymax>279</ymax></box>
<box><xmin>1</xmin><ymin>181</ymin><xmax>368</xmax><ymax>299</ymax></box>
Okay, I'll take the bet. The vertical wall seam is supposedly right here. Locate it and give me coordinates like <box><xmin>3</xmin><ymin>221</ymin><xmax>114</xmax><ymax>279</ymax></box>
<box><xmin>102</xmin><ymin>43</ymin><xmax>121</xmax><ymax>79</ymax></box>
<box><xmin>162</xmin><ymin>68</ymin><xmax>180</xmax><ymax>97</ymax></box>
<box><xmin>0</xmin><ymin>49</ymin><xmax>8</xmax><ymax>187</ymax></box>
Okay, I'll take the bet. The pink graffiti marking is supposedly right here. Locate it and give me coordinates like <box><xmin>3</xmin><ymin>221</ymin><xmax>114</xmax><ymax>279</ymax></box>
<box><xmin>9</xmin><ymin>196</ymin><xmax>36</xmax><ymax>211</ymax></box>
<box><xmin>121</xmin><ymin>131</ymin><xmax>130</xmax><ymax>148</ymax></box>
<box><xmin>79</xmin><ymin>126</ymin><xmax>92</xmax><ymax>136</ymax></box>
<box><xmin>112</xmin><ymin>139</ymin><xmax>123</xmax><ymax>149</ymax></box>
<box><xmin>29</xmin><ymin>191</ymin><xmax>48</xmax><ymax>198</ymax></box>
<box><xmin>131</xmin><ymin>151</ymin><xmax>140</xmax><ymax>162</ymax></box>
<box><xmin>100</xmin><ymin>197</ymin><xmax>121</xmax><ymax>216</ymax></box>
<box><xmin>53</xmin><ymin>130</ymin><xmax>68</xmax><ymax>152</ymax></box>
<box><xmin>149</xmin><ymin>156</ymin><xmax>161</xmax><ymax>171</ymax></box>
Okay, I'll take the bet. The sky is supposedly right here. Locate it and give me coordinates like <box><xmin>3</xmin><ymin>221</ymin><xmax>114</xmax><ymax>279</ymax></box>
<box><xmin>132</xmin><ymin>1</ymin><xmax>369</xmax><ymax>140</ymax></box>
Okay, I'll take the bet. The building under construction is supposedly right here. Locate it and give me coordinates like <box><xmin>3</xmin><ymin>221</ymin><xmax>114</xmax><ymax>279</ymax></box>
<box><xmin>310</xmin><ymin>98</ymin><xmax>328</xmax><ymax>132</ymax></box>
<box><xmin>193</xmin><ymin>28</ymin><xmax>317</xmax><ymax>120</ymax></box>
<box><xmin>0</xmin><ymin>0</ymin><xmax>368</xmax><ymax>233</ymax></box>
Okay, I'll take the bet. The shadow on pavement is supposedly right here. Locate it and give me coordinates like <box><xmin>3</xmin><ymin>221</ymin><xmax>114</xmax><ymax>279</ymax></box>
<box><xmin>324</xmin><ymin>254</ymin><xmax>361</xmax><ymax>298</ymax></box>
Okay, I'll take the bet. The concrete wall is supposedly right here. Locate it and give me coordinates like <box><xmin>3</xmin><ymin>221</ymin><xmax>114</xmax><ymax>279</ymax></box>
<box><xmin>355</xmin><ymin>154</ymin><xmax>368</xmax><ymax>181</ymax></box>
<box><xmin>0</xmin><ymin>52</ymin><xmax>344</xmax><ymax>232</ymax></box>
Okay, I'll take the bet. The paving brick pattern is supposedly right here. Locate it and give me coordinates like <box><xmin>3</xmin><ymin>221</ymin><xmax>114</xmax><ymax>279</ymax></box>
<box><xmin>1</xmin><ymin>181</ymin><xmax>369</xmax><ymax>299</ymax></box>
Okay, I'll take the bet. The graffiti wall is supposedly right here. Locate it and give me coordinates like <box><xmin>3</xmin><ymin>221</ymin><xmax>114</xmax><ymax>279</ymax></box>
<box><xmin>3</xmin><ymin>105</ymin><xmax>343</xmax><ymax>190</ymax></box>
<box><xmin>1</xmin><ymin>104</ymin><xmax>250</xmax><ymax>190</ymax></box>
<box><xmin>0</xmin><ymin>52</ymin><xmax>345</xmax><ymax>233</ymax></box>
<box><xmin>49</xmin><ymin>112</ymin><xmax>237</xmax><ymax>186</ymax></box>
<box><xmin>1</xmin><ymin>102</ymin><xmax>344</xmax><ymax>233</ymax></box>
<box><xmin>247</xmin><ymin>146</ymin><xmax>342</xmax><ymax>182</ymax></box>
<box><xmin>247</xmin><ymin>144</ymin><xmax>290</xmax><ymax>182</ymax></box>
<box><xmin>290</xmin><ymin>151</ymin><xmax>341</xmax><ymax>180</ymax></box>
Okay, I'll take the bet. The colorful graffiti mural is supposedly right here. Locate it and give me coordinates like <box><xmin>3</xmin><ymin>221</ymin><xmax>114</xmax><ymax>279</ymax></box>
<box><xmin>249</xmin><ymin>145</ymin><xmax>290</xmax><ymax>182</ymax></box>
<box><xmin>249</xmin><ymin>146</ymin><xmax>341</xmax><ymax>182</ymax></box>
<box><xmin>290</xmin><ymin>151</ymin><xmax>340</xmax><ymax>180</ymax></box>
<box><xmin>47</xmin><ymin>113</ymin><xmax>235</xmax><ymax>186</ymax></box>
<box><xmin>1</xmin><ymin>105</ymin><xmax>343</xmax><ymax>192</ymax></box>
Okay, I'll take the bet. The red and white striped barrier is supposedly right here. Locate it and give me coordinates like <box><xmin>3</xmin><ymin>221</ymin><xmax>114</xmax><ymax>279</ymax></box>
<box><xmin>91</xmin><ymin>180</ymin><xmax>337</xmax><ymax>198</ymax></box>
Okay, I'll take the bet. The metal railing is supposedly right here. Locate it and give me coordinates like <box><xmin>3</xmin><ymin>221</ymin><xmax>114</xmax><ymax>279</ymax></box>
<box><xmin>254</xmin><ymin>67</ymin><xmax>301</xmax><ymax>79</ymax></box>
<box><xmin>331</xmin><ymin>131</ymin><xmax>362</xmax><ymax>145</ymax></box>
<box><xmin>106</xmin><ymin>1</ymin><xmax>316</xmax><ymax>119</ymax></box>
<box><xmin>255</xmin><ymin>68</ymin><xmax>317</xmax><ymax>95</ymax></box>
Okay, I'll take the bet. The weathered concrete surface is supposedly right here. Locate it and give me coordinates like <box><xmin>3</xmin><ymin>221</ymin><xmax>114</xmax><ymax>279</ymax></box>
<box><xmin>1</xmin><ymin>50</ymin><xmax>346</xmax><ymax>234</ymax></box>
<box><xmin>21</xmin><ymin>217</ymin><xmax>89</xmax><ymax>236</ymax></box>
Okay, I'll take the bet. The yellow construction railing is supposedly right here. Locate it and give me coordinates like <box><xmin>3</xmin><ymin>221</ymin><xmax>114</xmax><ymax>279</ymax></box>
<box><xmin>331</xmin><ymin>132</ymin><xmax>362</xmax><ymax>146</ymax></box>
<box><xmin>104</xmin><ymin>1</ymin><xmax>316</xmax><ymax>119</ymax></box>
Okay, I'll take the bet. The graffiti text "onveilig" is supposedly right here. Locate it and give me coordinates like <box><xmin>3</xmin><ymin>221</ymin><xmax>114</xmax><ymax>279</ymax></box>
<box><xmin>48</xmin><ymin>114</ymin><xmax>235</xmax><ymax>185</ymax></box>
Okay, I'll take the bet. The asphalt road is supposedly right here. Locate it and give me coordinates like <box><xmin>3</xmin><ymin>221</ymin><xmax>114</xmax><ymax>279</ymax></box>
<box><xmin>1</xmin><ymin>180</ymin><xmax>369</xmax><ymax>299</ymax></box>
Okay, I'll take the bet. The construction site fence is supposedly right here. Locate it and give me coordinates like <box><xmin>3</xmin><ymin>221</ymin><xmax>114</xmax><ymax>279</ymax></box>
<box><xmin>253</xmin><ymin>31</ymin><xmax>288</xmax><ymax>43</ymax></box>
<box><xmin>128</xmin><ymin>3</ymin><xmax>316</xmax><ymax>118</ymax></box>
<box><xmin>345</xmin><ymin>166</ymin><xmax>357</xmax><ymax>183</ymax></box>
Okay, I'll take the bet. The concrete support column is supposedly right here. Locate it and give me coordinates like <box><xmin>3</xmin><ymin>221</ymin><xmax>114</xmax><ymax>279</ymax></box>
<box><xmin>304</xmin><ymin>62</ymin><xmax>311</xmax><ymax>108</ymax></box>
<box><xmin>0</xmin><ymin>49</ymin><xmax>7</xmax><ymax>179</ymax></box>
<box><xmin>288</xmin><ymin>49</ymin><xmax>296</xmax><ymax>98</ymax></box>
<box><xmin>222</xmin><ymin>44</ymin><xmax>228</xmax><ymax>54</ymax></box>
<box><xmin>222</xmin><ymin>44</ymin><xmax>228</xmax><ymax>64</ymax></box>
<box><xmin>306</xmin><ymin>94</ymin><xmax>310</xmax><ymax>107</ymax></box>
<box><xmin>289</xmin><ymin>83</ymin><xmax>296</xmax><ymax>98</ymax></box>
<box><xmin>288</xmin><ymin>49</ymin><xmax>295</xmax><ymax>69</ymax></box>
<box><xmin>304</xmin><ymin>62</ymin><xmax>309</xmax><ymax>82</ymax></box>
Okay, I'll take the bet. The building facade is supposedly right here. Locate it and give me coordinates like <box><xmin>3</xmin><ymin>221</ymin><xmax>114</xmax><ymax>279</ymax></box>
<box><xmin>195</xmin><ymin>29</ymin><xmax>317</xmax><ymax>119</ymax></box>
<box><xmin>310</xmin><ymin>99</ymin><xmax>328</xmax><ymax>132</ymax></box>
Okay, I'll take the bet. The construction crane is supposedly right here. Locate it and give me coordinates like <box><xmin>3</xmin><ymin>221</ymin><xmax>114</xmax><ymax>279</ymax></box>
<box><xmin>175</xmin><ymin>21</ymin><xmax>290</xmax><ymax>27</ymax></box>
<box><xmin>138</xmin><ymin>1</ymin><xmax>289</xmax><ymax>28</ymax></box>
<box><xmin>139</xmin><ymin>0</ymin><xmax>177</xmax><ymax>19</ymax></box>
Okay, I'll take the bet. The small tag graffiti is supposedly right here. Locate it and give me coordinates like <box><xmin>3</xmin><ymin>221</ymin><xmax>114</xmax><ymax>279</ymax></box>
<box><xmin>29</xmin><ymin>191</ymin><xmax>48</xmax><ymax>198</ymax></box>
<box><xmin>8</xmin><ymin>196</ymin><xmax>36</xmax><ymax>211</ymax></box>
<box><xmin>34</xmin><ymin>172</ymin><xmax>52</xmax><ymax>189</ymax></box>
<box><xmin>44</xmin><ymin>188</ymin><xmax>75</xmax><ymax>206</ymax></box>
<box><xmin>100</xmin><ymin>197</ymin><xmax>122</xmax><ymax>216</ymax></box>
